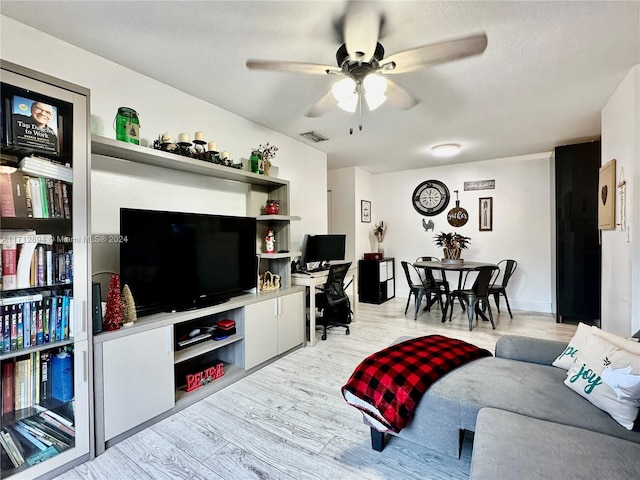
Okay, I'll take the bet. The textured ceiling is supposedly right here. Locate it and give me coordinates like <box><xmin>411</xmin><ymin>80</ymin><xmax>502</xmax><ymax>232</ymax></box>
<box><xmin>2</xmin><ymin>1</ymin><xmax>639</xmax><ymax>173</ymax></box>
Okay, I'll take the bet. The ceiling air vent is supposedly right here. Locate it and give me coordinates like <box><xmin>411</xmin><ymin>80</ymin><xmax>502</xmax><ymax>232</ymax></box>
<box><xmin>299</xmin><ymin>131</ymin><xmax>329</xmax><ymax>143</ymax></box>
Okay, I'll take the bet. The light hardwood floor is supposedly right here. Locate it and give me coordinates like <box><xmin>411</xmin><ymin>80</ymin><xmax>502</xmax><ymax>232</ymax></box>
<box><xmin>57</xmin><ymin>298</ymin><xmax>577</xmax><ymax>480</ymax></box>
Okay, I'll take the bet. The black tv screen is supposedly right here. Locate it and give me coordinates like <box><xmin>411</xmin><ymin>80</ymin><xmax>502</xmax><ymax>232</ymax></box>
<box><xmin>120</xmin><ymin>208</ymin><xmax>257</xmax><ymax>316</ymax></box>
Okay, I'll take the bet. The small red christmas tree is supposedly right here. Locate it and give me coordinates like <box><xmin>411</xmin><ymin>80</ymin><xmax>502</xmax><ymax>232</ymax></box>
<box><xmin>103</xmin><ymin>274</ymin><xmax>122</xmax><ymax>331</ymax></box>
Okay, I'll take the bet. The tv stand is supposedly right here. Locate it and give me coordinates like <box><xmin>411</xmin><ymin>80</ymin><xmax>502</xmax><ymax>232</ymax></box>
<box><xmin>168</xmin><ymin>296</ymin><xmax>230</xmax><ymax>312</ymax></box>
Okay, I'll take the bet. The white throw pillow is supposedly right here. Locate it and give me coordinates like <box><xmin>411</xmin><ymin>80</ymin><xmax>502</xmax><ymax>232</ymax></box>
<box><xmin>553</xmin><ymin>323</ymin><xmax>640</xmax><ymax>370</ymax></box>
<box><xmin>564</xmin><ymin>334</ymin><xmax>640</xmax><ymax>430</ymax></box>
<box><xmin>552</xmin><ymin>322</ymin><xmax>592</xmax><ymax>370</ymax></box>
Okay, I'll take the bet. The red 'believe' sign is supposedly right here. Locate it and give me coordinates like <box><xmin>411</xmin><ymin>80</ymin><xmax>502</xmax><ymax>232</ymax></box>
<box><xmin>185</xmin><ymin>363</ymin><xmax>225</xmax><ymax>392</ymax></box>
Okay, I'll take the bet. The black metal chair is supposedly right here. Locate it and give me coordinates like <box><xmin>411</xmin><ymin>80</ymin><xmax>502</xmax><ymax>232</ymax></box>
<box><xmin>401</xmin><ymin>261</ymin><xmax>445</xmax><ymax>320</ymax></box>
<box><xmin>489</xmin><ymin>259</ymin><xmax>517</xmax><ymax>318</ymax></box>
<box><xmin>415</xmin><ymin>256</ymin><xmax>447</xmax><ymax>283</ymax></box>
<box><xmin>448</xmin><ymin>265</ymin><xmax>500</xmax><ymax>330</ymax></box>
<box><xmin>315</xmin><ymin>262</ymin><xmax>352</xmax><ymax>340</ymax></box>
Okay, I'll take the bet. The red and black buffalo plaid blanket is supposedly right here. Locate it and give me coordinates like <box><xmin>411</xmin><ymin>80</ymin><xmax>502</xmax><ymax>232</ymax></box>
<box><xmin>341</xmin><ymin>335</ymin><xmax>491</xmax><ymax>433</ymax></box>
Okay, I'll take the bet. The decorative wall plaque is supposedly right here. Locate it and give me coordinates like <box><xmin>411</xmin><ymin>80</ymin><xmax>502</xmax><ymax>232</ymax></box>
<box><xmin>447</xmin><ymin>190</ymin><xmax>469</xmax><ymax>227</ymax></box>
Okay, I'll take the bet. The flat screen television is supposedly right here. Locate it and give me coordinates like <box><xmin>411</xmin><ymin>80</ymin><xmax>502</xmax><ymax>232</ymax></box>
<box><xmin>120</xmin><ymin>208</ymin><xmax>257</xmax><ymax>316</ymax></box>
<box><xmin>300</xmin><ymin>234</ymin><xmax>346</xmax><ymax>271</ymax></box>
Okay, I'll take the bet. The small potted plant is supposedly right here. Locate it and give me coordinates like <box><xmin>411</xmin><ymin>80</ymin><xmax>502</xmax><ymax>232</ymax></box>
<box><xmin>433</xmin><ymin>231</ymin><xmax>471</xmax><ymax>262</ymax></box>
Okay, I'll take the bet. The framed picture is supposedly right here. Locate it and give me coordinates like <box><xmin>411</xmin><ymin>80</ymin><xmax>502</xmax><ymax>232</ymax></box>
<box><xmin>598</xmin><ymin>159</ymin><xmax>616</xmax><ymax>230</ymax></box>
<box><xmin>479</xmin><ymin>197</ymin><xmax>493</xmax><ymax>231</ymax></box>
<box><xmin>361</xmin><ymin>200</ymin><xmax>371</xmax><ymax>223</ymax></box>
<box><xmin>11</xmin><ymin>95</ymin><xmax>60</xmax><ymax>154</ymax></box>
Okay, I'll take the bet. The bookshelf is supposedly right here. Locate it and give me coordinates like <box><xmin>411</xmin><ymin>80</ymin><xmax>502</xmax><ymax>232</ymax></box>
<box><xmin>0</xmin><ymin>61</ymin><xmax>91</xmax><ymax>479</ymax></box>
<box><xmin>89</xmin><ymin>135</ymin><xmax>305</xmax><ymax>455</ymax></box>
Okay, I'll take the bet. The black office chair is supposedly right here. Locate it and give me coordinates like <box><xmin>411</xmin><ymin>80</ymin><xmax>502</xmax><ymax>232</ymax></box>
<box><xmin>448</xmin><ymin>265</ymin><xmax>499</xmax><ymax>330</ymax></box>
<box><xmin>489</xmin><ymin>259</ymin><xmax>517</xmax><ymax>318</ymax></box>
<box><xmin>401</xmin><ymin>261</ymin><xmax>444</xmax><ymax>320</ymax></box>
<box><xmin>315</xmin><ymin>262</ymin><xmax>352</xmax><ymax>340</ymax></box>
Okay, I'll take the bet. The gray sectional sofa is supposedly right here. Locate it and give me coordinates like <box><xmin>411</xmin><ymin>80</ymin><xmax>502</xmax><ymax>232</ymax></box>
<box><xmin>367</xmin><ymin>335</ymin><xmax>640</xmax><ymax>478</ymax></box>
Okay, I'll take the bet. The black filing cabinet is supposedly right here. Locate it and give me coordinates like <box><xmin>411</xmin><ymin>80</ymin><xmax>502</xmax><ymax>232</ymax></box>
<box><xmin>358</xmin><ymin>258</ymin><xmax>395</xmax><ymax>304</ymax></box>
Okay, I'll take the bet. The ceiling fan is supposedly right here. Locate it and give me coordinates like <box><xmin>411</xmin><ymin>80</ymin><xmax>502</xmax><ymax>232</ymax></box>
<box><xmin>246</xmin><ymin>2</ymin><xmax>488</xmax><ymax>118</ymax></box>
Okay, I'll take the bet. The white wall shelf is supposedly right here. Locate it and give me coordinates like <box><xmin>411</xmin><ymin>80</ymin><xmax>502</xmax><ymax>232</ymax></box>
<box><xmin>91</xmin><ymin>135</ymin><xmax>288</xmax><ymax>187</ymax></box>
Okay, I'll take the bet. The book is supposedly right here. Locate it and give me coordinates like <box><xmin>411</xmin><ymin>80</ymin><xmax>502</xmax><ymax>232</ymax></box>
<box><xmin>16</xmin><ymin>303</ymin><xmax>23</xmax><ymax>349</ymax></box>
<box><xmin>0</xmin><ymin>171</ymin><xmax>28</xmax><ymax>218</ymax></box>
<box><xmin>29</xmin><ymin>177</ymin><xmax>43</xmax><ymax>218</ymax></box>
<box><xmin>12</xmin><ymin>423</ymin><xmax>47</xmax><ymax>451</ymax></box>
<box><xmin>1</xmin><ymin>241</ymin><xmax>17</xmax><ymax>289</ymax></box>
<box><xmin>2</xmin><ymin>361</ymin><xmax>15</xmax><ymax>414</ymax></box>
<box><xmin>9</xmin><ymin>304</ymin><xmax>17</xmax><ymax>351</ymax></box>
<box><xmin>38</xmin><ymin>412</ymin><xmax>74</xmax><ymax>437</ymax></box>
<box><xmin>61</xmin><ymin>182</ymin><xmax>71</xmax><ymax>219</ymax></box>
<box><xmin>11</xmin><ymin>96</ymin><xmax>59</xmax><ymax>155</ymax></box>
<box><xmin>35</xmin><ymin>300</ymin><xmax>44</xmax><ymax>345</ymax></box>
<box><xmin>19</xmin><ymin>156</ymin><xmax>72</xmax><ymax>183</ymax></box>
<box><xmin>23</xmin><ymin>174</ymin><xmax>34</xmax><ymax>217</ymax></box>
<box><xmin>39</xmin><ymin>351</ymin><xmax>51</xmax><ymax>402</ymax></box>
<box><xmin>60</xmin><ymin>296</ymin><xmax>69</xmax><ymax>339</ymax></box>
<box><xmin>39</xmin><ymin>178</ymin><xmax>49</xmax><ymax>218</ymax></box>
<box><xmin>0</xmin><ymin>428</ymin><xmax>25</xmax><ymax>467</ymax></box>
<box><xmin>22</xmin><ymin>300</ymin><xmax>30</xmax><ymax>348</ymax></box>
<box><xmin>0</xmin><ymin>173</ymin><xmax>15</xmax><ymax>217</ymax></box>
<box><xmin>2</xmin><ymin>305</ymin><xmax>9</xmax><ymax>352</ymax></box>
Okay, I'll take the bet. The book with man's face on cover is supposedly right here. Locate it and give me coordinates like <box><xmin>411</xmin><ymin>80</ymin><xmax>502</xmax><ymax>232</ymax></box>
<box><xmin>11</xmin><ymin>96</ymin><xmax>59</xmax><ymax>155</ymax></box>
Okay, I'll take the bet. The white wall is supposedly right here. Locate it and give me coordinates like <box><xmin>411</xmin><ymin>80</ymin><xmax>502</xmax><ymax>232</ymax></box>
<box><xmin>1</xmin><ymin>16</ymin><xmax>328</xmax><ymax>272</ymax></box>
<box><xmin>601</xmin><ymin>65</ymin><xmax>639</xmax><ymax>336</ymax></box>
<box><xmin>368</xmin><ymin>153</ymin><xmax>553</xmax><ymax>313</ymax></box>
<box><xmin>327</xmin><ymin>166</ymin><xmax>377</xmax><ymax>264</ymax></box>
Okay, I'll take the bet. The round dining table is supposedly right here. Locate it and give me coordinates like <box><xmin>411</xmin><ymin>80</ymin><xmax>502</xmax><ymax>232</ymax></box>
<box><xmin>414</xmin><ymin>260</ymin><xmax>498</xmax><ymax>322</ymax></box>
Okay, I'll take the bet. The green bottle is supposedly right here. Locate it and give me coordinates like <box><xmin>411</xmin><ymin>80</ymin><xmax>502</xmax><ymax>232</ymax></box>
<box><xmin>250</xmin><ymin>151</ymin><xmax>261</xmax><ymax>173</ymax></box>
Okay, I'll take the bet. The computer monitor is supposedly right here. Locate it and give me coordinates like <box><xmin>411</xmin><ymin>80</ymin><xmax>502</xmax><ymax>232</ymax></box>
<box><xmin>301</xmin><ymin>234</ymin><xmax>346</xmax><ymax>270</ymax></box>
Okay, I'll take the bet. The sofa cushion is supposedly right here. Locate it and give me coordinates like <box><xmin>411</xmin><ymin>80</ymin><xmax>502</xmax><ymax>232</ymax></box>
<box><xmin>553</xmin><ymin>323</ymin><xmax>640</xmax><ymax>370</ymax></box>
<box><xmin>552</xmin><ymin>322</ymin><xmax>592</xmax><ymax>369</ymax></box>
<box><xmin>470</xmin><ymin>407</ymin><xmax>640</xmax><ymax>480</ymax></box>
<box><xmin>565</xmin><ymin>333</ymin><xmax>640</xmax><ymax>430</ymax></box>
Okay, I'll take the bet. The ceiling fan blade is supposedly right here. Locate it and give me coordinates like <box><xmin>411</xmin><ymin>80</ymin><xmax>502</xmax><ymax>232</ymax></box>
<box><xmin>305</xmin><ymin>91</ymin><xmax>336</xmax><ymax>118</ymax></box>
<box><xmin>385</xmin><ymin>79</ymin><xmax>418</xmax><ymax>110</ymax></box>
<box><xmin>246</xmin><ymin>60</ymin><xmax>340</xmax><ymax>75</ymax></box>
<box><xmin>382</xmin><ymin>33</ymin><xmax>488</xmax><ymax>74</ymax></box>
<box><xmin>343</xmin><ymin>1</ymin><xmax>382</xmax><ymax>62</ymax></box>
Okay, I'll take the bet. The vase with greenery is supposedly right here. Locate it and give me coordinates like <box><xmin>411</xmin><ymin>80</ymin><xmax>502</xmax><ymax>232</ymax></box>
<box><xmin>433</xmin><ymin>231</ymin><xmax>471</xmax><ymax>260</ymax></box>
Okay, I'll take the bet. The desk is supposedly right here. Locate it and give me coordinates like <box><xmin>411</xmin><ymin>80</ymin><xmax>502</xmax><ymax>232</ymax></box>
<box><xmin>291</xmin><ymin>263</ymin><xmax>358</xmax><ymax>347</ymax></box>
<box><xmin>414</xmin><ymin>260</ymin><xmax>497</xmax><ymax>321</ymax></box>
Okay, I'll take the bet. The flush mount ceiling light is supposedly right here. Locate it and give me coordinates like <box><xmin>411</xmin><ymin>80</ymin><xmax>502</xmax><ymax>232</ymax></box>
<box><xmin>331</xmin><ymin>73</ymin><xmax>388</xmax><ymax>113</ymax></box>
<box><xmin>431</xmin><ymin>143</ymin><xmax>461</xmax><ymax>157</ymax></box>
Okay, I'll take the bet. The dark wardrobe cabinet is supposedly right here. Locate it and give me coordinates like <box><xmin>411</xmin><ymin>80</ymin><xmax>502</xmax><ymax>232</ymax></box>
<box><xmin>555</xmin><ymin>141</ymin><xmax>601</xmax><ymax>325</ymax></box>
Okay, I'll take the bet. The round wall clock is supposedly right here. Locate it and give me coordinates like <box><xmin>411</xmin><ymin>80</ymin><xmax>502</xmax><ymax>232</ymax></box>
<box><xmin>412</xmin><ymin>180</ymin><xmax>450</xmax><ymax>216</ymax></box>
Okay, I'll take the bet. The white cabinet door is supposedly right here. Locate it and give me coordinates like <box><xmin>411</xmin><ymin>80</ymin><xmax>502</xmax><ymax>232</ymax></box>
<box><xmin>244</xmin><ymin>300</ymin><xmax>278</xmax><ymax>370</ymax></box>
<box><xmin>277</xmin><ymin>291</ymin><xmax>304</xmax><ymax>353</ymax></box>
<box><xmin>102</xmin><ymin>326</ymin><xmax>175</xmax><ymax>441</ymax></box>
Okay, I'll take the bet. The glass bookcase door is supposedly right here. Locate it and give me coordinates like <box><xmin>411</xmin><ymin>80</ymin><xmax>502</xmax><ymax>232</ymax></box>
<box><xmin>0</xmin><ymin>64</ymin><xmax>90</xmax><ymax>479</ymax></box>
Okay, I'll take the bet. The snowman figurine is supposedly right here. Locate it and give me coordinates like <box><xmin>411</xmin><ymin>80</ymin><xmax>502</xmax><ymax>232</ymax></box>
<box><xmin>265</xmin><ymin>229</ymin><xmax>276</xmax><ymax>253</ymax></box>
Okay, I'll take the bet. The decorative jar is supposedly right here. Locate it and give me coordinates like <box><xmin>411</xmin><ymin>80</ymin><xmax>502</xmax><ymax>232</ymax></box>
<box><xmin>265</xmin><ymin>200</ymin><xmax>280</xmax><ymax>215</ymax></box>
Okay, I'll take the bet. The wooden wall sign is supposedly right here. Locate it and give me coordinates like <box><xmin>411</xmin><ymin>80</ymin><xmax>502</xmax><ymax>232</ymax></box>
<box><xmin>447</xmin><ymin>190</ymin><xmax>469</xmax><ymax>227</ymax></box>
<box><xmin>598</xmin><ymin>159</ymin><xmax>616</xmax><ymax>230</ymax></box>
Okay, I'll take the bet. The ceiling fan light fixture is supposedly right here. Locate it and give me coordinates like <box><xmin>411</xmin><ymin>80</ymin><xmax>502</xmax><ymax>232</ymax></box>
<box><xmin>431</xmin><ymin>143</ymin><xmax>461</xmax><ymax>157</ymax></box>
<box><xmin>332</xmin><ymin>77</ymin><xmax>359</xmax><ymax>112</ymax></box>
<box><xmin>332</xmin><ymin>77</ymin><xmax>356</xmax><ymax>102</ymax></box>
<box><xmin>362</xmin><ymin>74</ymin><xmax>388</xmax><ymax>111</ymax></box>
<box><xmin>364</xmin><ymin>92</ymin><xmax>387</xmax><ymax>111</ymax></box>
<box><xmin>363</xmin><ymin>74</ymin><xmax>387</xmax><ymax>95</ymax></box>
